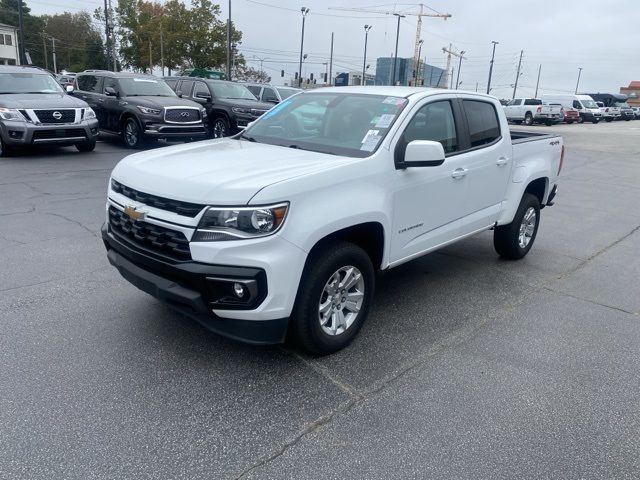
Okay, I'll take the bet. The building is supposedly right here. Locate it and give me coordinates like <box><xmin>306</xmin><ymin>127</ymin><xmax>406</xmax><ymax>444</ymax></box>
<box><xmin>620</xmin><ymin>82</ymin><xmax>640</xmax><ymax>107</ymax></box>
<box><xmin>334</xmin><ymin>71</ymin><xmax>375</xmax><ymax>86</ymax></box>
<box><xmin>375</xmin><ymin>57</ymin><xmax>446</xmax><ymax>87</ymax></box>
<box><xmin>0</xmin><ymin>23</ymin><xmax>19</xmax><ymax>66</ymax></box>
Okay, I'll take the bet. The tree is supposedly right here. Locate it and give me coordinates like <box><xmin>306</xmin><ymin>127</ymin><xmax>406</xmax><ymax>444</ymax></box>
<box><xmin>0</xmin><ymin>0</ymin><xmax>45</xmax><ymax>67</ymax></box>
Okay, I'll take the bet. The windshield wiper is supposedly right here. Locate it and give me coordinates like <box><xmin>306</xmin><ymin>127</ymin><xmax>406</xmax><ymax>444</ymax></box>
<box><xmin>240</xmin><ymin>133</ymin><xmax>257</xmax><ymax>142</ymax></box>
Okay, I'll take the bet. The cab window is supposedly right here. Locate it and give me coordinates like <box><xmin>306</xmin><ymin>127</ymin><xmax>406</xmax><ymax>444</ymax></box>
<box><xmin>178</xmin><ymin>80</ymin><xmax>194</xmax><ymax>97</ymax></box>
<box><xmin>399</xmin><ymin>100</ymin><xmax>459</xmax><ymax>156</ymax></box>
<box><xmin>77</xmin><ymin>75</ymin><xmax>103</xmax><ymax>93</ymax></box>
<box><xmin>262</xmin><ymin>87</ymin><xmax>279</xmax><ymax>103</ymax></box>
<box><xmin>103</xmin><ymin>77</ymin><xmax>118</xmax><ymax>94</ymax></box>
<box><xmin>572</xmin><ymin>100</ymin><xmax>583</xmax><ymax>109</ymax></box>
<box><xmin>509</xmin><ymin>99</ymin><xmax>522</xmax><ymax>106</ymax></box>
<box><xmin>246</xmin><ymin>85</ymin><xmax>261</xmax><ymax>98</ymax></box>
<box><xmin>462</xmin><ymin>100</ymin><xmax>501</xmax><ymax>148</ymax></box>
<box><xmin>193</xmin><ymin>82</ymin><xmax>210</xmax><ymax>99</ymax></box>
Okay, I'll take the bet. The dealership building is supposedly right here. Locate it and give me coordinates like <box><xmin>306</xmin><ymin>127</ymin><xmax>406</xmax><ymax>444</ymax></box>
<box><xmin>375</xmin><ymin>57</ymin><xmax>446</xmax><ymax>87</ymax></box>
<box><xmin>0</xmin><ymin>23</ymin><xmax>19</xmax><ymax>66</ymax></box>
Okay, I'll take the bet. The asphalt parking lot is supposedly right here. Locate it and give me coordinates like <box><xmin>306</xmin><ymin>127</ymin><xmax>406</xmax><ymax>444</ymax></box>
<box><xmin>1</xmin><ymin>122</ymin><xmax>639</xmax><ymax>479</ymax></box>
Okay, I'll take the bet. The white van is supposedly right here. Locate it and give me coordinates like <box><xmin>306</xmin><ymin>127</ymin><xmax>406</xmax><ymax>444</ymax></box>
<box><xmin>540</xmin><ymin>94</ymin><xmax>602</xmax><ymax>123</ymax></box>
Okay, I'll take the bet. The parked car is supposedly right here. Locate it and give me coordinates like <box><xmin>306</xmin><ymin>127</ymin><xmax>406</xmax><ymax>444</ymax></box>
<box><xmin>504</xmin><ymin>98</ymin><xmax>563</xmax><ymax>125</ymax></box>
<box><xmin>585</xmin><ymin>93</ymin><xmax>634</xmax><ymax>121</ymax></box>
<box><xmin>560</xmin><ymin>106</ymin><xmax>580</xmax><ymax>124</ymax></box>
<box><xmin>243</xmin><ymin>83</ymin><xmax>302</xmax><ymax>104</ymax></box>
<box><xmin>102</xmin><ymin>87</ymin><xmax>563</xmax><ymax>354</ymax></box>
<box><xmin>56</xmin><ymin>72</ymin><xmax>76</xmax><ymax>88</ymax></box>
<box><xmin>164</xmin><ymin>77</ymin><xmax>273</xmax><ymax>138</ymax></box>
<box><xmin>72</xmin><ymin>70</ymin><xmax>207</xmax><ymax>148</ymax></box>
<box><xmin>595</xmin><ymin>101</ymin><xmax>621</xmax><ymax>122</ymax></box>
<box><xmin>632</xmin><ymin>107</ymin><xmax>640</xmax><ymax>119</ymax></box>
<box><xmin>541</xmin><ymin>94</ymin><xmax>602</xmax><ymax>123</ymax></box>
<box><xmin>0</xmin><ymin>65</ymin><xmax>98</xmax><ymax>156</ymax></box>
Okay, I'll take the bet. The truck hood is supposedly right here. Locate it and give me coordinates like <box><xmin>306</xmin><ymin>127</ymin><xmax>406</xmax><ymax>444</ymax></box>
<box><xmin>111</xmin><ymin>139</ymin><xmax>352</xmax><ymax>205</ymax></box>
<box><xmin>0</xmin><ymin>93</ymin><xmax>88</xmax><ymax>109</ymax></box>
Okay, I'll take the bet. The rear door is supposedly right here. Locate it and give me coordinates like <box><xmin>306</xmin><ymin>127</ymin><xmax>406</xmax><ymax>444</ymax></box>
<box><xmin>504</xmin><ymin>98</ymin><xmax>523</xmax><ymax>120</ymax></box>
<box><xmin>101</xmin><ymin>77</ymin><xmax>121</xmax><ymax>131</ymax></box>
<box><xmin>456</xmin><ymin>96</ymin><xmax>512</xmax><ymax>234</ymax></box>
<box><xmin>390</xmin><ymin>98</ymin><xmax>469</xmax><ymax>263</ymax></box>
<box><xmin>76</xmin><ymin>74</ymin><xmax>102</xmax><ymax>110</ymax></box>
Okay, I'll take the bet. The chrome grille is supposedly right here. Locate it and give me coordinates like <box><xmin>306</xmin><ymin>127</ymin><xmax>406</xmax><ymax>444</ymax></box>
<box><xmin>34</xmin><ymin>109</ymin><xmax>76</xmax><ymax>124</ymax></box>
<box><xmin>164</xmin><ymin>108</ymin><xmax>201</xmax><ymax>123</ymax></box>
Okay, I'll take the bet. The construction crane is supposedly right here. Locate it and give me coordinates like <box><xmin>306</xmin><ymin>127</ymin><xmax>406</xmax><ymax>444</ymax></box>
<box><xmin>329</xmin><ymin>4</ymin><xmax>451</xmax><ymax>85</ymax></box>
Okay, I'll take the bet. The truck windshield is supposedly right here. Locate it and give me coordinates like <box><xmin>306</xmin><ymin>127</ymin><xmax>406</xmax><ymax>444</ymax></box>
<box><xmin>119</xmin><ymin>78</ymin><xmax>176</xmax><ymax>97</ymax></box>
<box><xmin>241</xmin><ymin>92</ymin><xmax>408</xmax><ymax>158</ymax></box>
<box><xmin>582</xmin><ymin>100</ymin><xmax>598</xmax><ymax>108</ymax></box>
<box><xmin>614</xmin><ymin>101</ymin><xmax>629</xmax><ymax>108</ymax></box>
<box><xmin>276</xmin><ymin>87</ymin><xmax>299</xmax><ymax>100</ymax></box>
<box><xmin>0</xmin><ymin>73</ymin><xmax>64</xmax><ymax>94</ymax></box>
<box><xmin>210</xmin><ymin>82</ymin><xmax>256</xmax><ymax>100</ymax></box>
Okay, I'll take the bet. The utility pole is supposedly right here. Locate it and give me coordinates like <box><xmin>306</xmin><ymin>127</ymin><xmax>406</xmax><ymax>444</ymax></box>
<box><xmin>226</xmin><ymin>0</ymin><xmax>232</xmax><ymax>80</ymax></box>
<box><xmin>455</xmin><ymin>50</ymin><xmax>466</xmax><ymax>89</ymax></box>
<box><xmin>51</xmin><ymin>37</ymin><xmax>57</xmax><ymax>74</ymax></box>
<box><xmin>104</xmin><ymin>0</ymin><xmax>111</xmax><ymax>70</ymax></box>
<box><xmin>17</xmin><ymin>0</ymin><xmax>26</xmax><ymax>64</ymax></box>
<box><xmin>362</xmin><ymin>25</ymin><xmax>372</xmax><ymax>86</ymax></box>
<box><xmin>442</xmin><ymin>45</ymin><xmax>464</xmax><ymax>90</ymax></box>
<box><xmin>148</xmin><ymin>41</ymin><xmax>152</xmax><ymax>74</ymax></box>
<box><xmin>298</xmin><ymin>7</ymin><xmax>309</xmax><ymax>88</ymax></box>
<box><xmin>475</xmin><ymin>82</ymin><xmax>478</xmax><ymax>92</ymax></box>
<box><xmin>575</xmin><ymin>67</ymin><xmax>583</xmax><ymax>94</ymax></box>
<box><xmin>486</xmin><ymin>40</ymin><xmax>498</xmax><ymax>94</ymax></box>
<box><xmin>450</xmin><ymin>67</ymin><xmax>454</xmax><ymax>89</ymax></box>
<box><xmin>108</xmin><ymin>0</ymin><xmax>116</xmax><ymax>71</ymax></box>
<box><xmin>443</xmin><ymin>43</ymin><xmax>452</xmax><ymax>89</ymax></box>
<box><xmin>534</xmin><ymin>64</ymin><xmax>542</xmax><ymax>97</ymax></box>
<box><xmin>391</xmin><ymin>13</ymin><xmax>405</xmax><ymax>85</ymax></box>
<box><xmin>415</xmin><ymin>39</ymin><xmax>423</xmax><ymax>85</ymax></box>
<box><xmin>159</xmin><ymin>20</ymin><xmax>164</xmax><ymax>76</ymax></box>
<box><xmin>512</xmin><ymin>49</ymin><xmax>523</xmax><ymax>99</ymax></box>
<box><xmin>329</xmin><ymin>32</ymin><xmax>334</xmax><ymax>86</ymax></box>
<box><xmin>42</xmin><ymin>34</ymin><xmax>48</xmax><ymax>70</ymax></box>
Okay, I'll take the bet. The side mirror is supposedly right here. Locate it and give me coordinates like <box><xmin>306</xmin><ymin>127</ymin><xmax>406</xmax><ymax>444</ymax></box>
<box><xmin>176</xmin><ymin>91</ymin><xmax>183</xmax><ymax>98</ymax></box>
<box><xmin>195</xmin><ymin>92</ymin><xmax>211</xmax><ymax>101</ymax></box>
<box><xmin>398</xmin><ymin>140</ymin><xmax>445</xmax><ymax>169</ymax></box>
<box><xmin>66</xmin><ymin>85</ymin><xmax>74</xmax><ymax>94</ymax></box>
<box><xmin>105</xmin><ymin>86</ymin><xmax>118</xmax><ymax>97</ymax></box>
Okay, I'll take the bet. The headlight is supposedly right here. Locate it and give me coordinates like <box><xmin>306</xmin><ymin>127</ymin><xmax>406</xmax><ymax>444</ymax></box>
<box><xmin>137</xmin><ymin>106</ymin><xmax>162</xmax><ymax>115</ymax></box>
<box><xmin>232</xmin><ymin>107</ymin><xmax>250</xmax><ymax>114</ymax></box>
<box><xmin>84</xmin><ymin>107</ymin><xmax>96</xmax><ymax>120</ymax></box>
<box><xmin>192</xmin><ymin>203</ymin><xmax>289</xmax><ymax>241</ymax></box>
<box><xmin>200</xmin><ymin>108</ymin><xmax>207</xmax><ymax>118</ymax></box>
<box><xmin>0</xmin><ymin>108</ymin><xmax>27</xmax><ymax>121</ymax></box>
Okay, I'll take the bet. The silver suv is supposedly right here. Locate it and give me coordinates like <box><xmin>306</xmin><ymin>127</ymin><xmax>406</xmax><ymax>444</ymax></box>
<box><xmin>0</xmin><ymin>66</ymin><xmax>99</xmax><ymax>157</ymax></box>
<box><xmin>243</xmin><ymin>83</ymin><xmax>302</xmax><ymax>104</ymax></box>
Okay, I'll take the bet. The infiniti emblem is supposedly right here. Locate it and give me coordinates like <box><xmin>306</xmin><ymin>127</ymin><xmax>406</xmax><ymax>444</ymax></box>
<box><xmin>52</xmin><ymin>111</ymin><xmax>62</xmax><ymax>120</ymax></box>
<box><xmin>180</xmin><ymin>112</ymin><xmax>190</xmax><ymax>117</ymax></box>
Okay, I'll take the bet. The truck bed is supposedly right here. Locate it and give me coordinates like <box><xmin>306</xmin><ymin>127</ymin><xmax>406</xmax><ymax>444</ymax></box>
<box><xmin>510</xmin><ymin>130</ymin><xmax>560</xmax><ymax>144</ymax></box>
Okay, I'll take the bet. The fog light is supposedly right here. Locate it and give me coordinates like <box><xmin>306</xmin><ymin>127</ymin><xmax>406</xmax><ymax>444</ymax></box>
<box><xmin>233</xmin><ymin>282</ymin><xmax>245</xmax><ymax>298</ymax></box>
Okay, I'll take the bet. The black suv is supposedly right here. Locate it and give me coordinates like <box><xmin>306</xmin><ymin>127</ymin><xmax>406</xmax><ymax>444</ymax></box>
<box><xmin>164</xmin><ymin>77</ymin><xmax>273</xmax><ymax>138</ymax></box>
<box><xmin>73</xmin><ymin>71</ymin><xmax>207</xmax><ymax>148</ymax></box>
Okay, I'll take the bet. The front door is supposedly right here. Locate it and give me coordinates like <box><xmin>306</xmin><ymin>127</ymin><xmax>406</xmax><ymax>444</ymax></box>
<box><xmin>390</xmin><ymin>98</ymin><xmax>469</xmax><ymax>265</ymax></box>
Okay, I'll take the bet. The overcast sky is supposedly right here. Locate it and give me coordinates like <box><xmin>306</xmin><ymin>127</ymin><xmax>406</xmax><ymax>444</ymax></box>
<box><xmin>30</xmin><ymin>0</ymin><xmax>640</xmax><ymax>98</ymax></box>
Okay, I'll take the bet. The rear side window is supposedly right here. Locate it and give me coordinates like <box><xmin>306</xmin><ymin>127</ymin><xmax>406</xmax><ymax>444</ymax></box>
<box><xmin>262</xmin><ymin>87</ymin><xmax>279</xmax><ymax>103</ymax></box>
<box><xmin>178</xmin><ymin>80</ymin><xmax>194</xmax><ymax>96</ymax></box>
<box><xmin>524</xmin><ymin>99</ymin><xmax>542</xmax><ymax>106</ymax></box>
<box><xmin>463</xmin><ymin>100</ymin><xmax>501</xmax><ymax>148</ymax></box>
<box><xmin>509</xmin><ymin>99</ymin><xmax>522</xmax><ymax>106</ymax></box>
<box><xmin>164</xmin><ymin>79</ymin><xmax>177</xmax><ymax>90</ymax></box>
<box><xmin>193</xmin><ymin>82</ymin><xmax>209</xmax><ymax>98</ymax></box>
<box><xmin>77</xmin><ymin>75</ymin><xmax>102</xmax><ymax>93</ymax></box>
<box><xmin>246</xmin><ymin>85</ymin><xmax>261</xmax><ymax>98</ymax></box>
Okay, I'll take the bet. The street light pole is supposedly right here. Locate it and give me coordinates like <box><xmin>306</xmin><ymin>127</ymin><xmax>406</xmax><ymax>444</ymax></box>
<box><xmin>534</xmin><ymin>64</ymin><xmax>542</xmax><ymax>98</ymax></box>
<box><xmin>226</xmin><ymin>0</ymin><xmax>232</xmax><ymax>80</ymax></box>
<box><xmin>486</xmin><ymin>40</ymin><xmax>498</xmax><ymax>94</ymax></box>
<box><xmin>575</xmin><ymin>67</ymin><xmax>583</xmax><ymax>94</ymax></box>
<box><xmin>362</xmin><ymin>25</ymin><xmax>372</xmax><ymax>86</ymax></box>
<box><xmin>455</xmin><ymin>50</ymin><xmax>465</xmax><ymax>89</ymax></box>
<box><xmin>391</xmin><ymin>13</ymin><xmax>405</xmax><ymax>86</ymax></box>
<box><xmin>298</xmin><ymin>7</ymin><xmax>309</xmax><ymax>88</ymax></box>
<box><xmin>329</xmin><ymin>32</ymin><xmax>334</xmax><ymax>87</ymax></box>
<box><xmin>17</xmin><ymin>0</ymin><xmax>26</xmax><ymax>64</ymax></box>
<box><xmin>415</xmin><ymin>39</ymin><xmax>423</xmax><ymax>86</ymax></box>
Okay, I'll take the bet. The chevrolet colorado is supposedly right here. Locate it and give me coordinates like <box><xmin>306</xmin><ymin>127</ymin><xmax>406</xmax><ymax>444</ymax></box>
<box><xmin>103</xmin><ymin>87</ymin><xmax>563</xmax><ymax>354</ymax></box>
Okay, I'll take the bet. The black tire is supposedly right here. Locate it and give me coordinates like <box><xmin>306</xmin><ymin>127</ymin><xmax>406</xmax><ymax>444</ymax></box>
<box><xmin>513</xmin><ymin>120</ymin><xmax>523</xmax><ymax>125</ymax></box>
<box><xmin>122</xmin><ymin>117</ymin><xmax>144</xmax><ymax>148</ymax></box>
<box><xmin>211</xmin><ymin>116</ymin><xmax>230</xmax><ymax>138</ymax></box>
<box><xmin>523</xmin><ymin>113</ymin><xmax>533</xmax><ymax>126</ymax></box>
<box><xmin>0</xmin><ymin>137</ymin><xmax>11</xmax><ymax>157</ymax></box>
<box><xmin>605</xmin><ymin>118</ymin><xmax>612</xmax><ymax>122</ymax></box>
<box><xmin>493</xmin><ymin>193</ymin><xmax>541</xmax><ymax>260</ymax></box>
<box><xmin>545</xmin><ymin>120</ymin><xmax>553</xmax><ymax>126</ymax></box>
<box><xmin>75</xmin><ymin>139</ymin><xmax>96</xmax><ymax>152</ymax></box>
<box><xmin>290</xmin><ymin>241</ymin><xmax>375</xmax><ymax>355</ymax></box>
<box><xmin>592</xmin><ymin>119</ymin><xmax>600</xmax><ymax>124</ymax></box>
<box><xmin>566</xmin><ymin>121</ymin><xmax>573</xmax><ymax>124</ymax></box>
<box><xmin>577</xmin><ymin>116</ymin><xmax>584</xmax><ymax>124</ymax></box>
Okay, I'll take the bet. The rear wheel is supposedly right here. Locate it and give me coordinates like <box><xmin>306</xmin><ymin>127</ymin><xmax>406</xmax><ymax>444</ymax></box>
<box><xmin>75</xmin><ymin>139</ymin><xmax>96</xmax><ymax>152</ymax></box>
<box><xmin>122</xmin><ymin>117</ymin><xmax>144</xmax><ymax>148</ymax></box>
<box><xmin>523</xmin><ymin>112</ymin><xmax>534</xmax><ymax>126</ymax></box>
<box><xmin>0</xmin><ymin>137</ymin><xmax>11</xmax><ymax>157</ymax></box>
<box><xmin>211</xmin><ymin>116</ymin><xmax>230</xmax><ymax>138</ymax></box>
<box><xmin>290</xmin><ymin>241</ymin><xmax>375</xmax><ymax>355</ymax></box>
<box><xmin>605</xmin><ymin>117</ymin><xmax>612</xmax><ymax>122</ymax></box>
<box><xmin>592</xmin><ymin>119</ymin><xmax>600</xmax><ymax>124</ymax></box>
<box><xmin>566</xmin><ymin>121</ymin><xmax>574</xmax><ymax>124</ymax></box>
<box><xmin>494</xmin><ymin>193</ymin><xmax>541</xmax><ymax>260</ymax></box>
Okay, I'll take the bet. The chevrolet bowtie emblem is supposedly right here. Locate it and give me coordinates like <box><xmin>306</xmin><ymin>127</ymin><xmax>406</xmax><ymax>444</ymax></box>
<box><xmin>124</xmin><ymin>205</ymin><xmax>146</xmax><ymax>221</ymax></box>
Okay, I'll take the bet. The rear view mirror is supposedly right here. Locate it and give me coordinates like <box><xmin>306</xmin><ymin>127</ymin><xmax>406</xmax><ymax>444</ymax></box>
<box><xmin>398</xmin><ymin>140</ymin><xmax>445</xmax><ymax>169</ymax></box>
<box><xmin>65</xmin><ymin>85</ymin><xmax>74</xmax><ymax>94</ymax></box>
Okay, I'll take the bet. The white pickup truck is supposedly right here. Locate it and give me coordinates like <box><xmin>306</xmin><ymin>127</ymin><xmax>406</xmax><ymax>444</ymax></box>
<box><xmin>103</xmin><ymin>87</ymin><xmax>563</xmax><ymax>354</ymax></box>
<box><xmin>504</xmin><ymin>98</ymin><xmax>563</xmax><ymax>126</ymax></box>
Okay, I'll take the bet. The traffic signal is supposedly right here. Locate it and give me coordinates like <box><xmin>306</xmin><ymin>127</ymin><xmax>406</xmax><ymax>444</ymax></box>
<box><xmin>310</xmin><ymin>73</ymin><xmax>314</xmax><ymax>80</ymax></box>
<box><xmin>324</xmin><ymin>73</ymin><xmax>328</xmax><ymax>82</ymax></box>
<box><xmin>294</xmin><ymin>72</ymin><xmax>298</xmax><ymax>80</ymax></box>
<box><xmin>281</xmin><ymin>70</ymin><xmax>285</xmax><ymax>77</ymax></box>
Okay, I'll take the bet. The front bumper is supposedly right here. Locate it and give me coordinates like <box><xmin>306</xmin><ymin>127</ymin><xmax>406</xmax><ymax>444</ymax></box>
<box><xmin>0</xmin><ymin>118</ymin><xmax>99</xmax><ymax>146</ymax></box>
<box><xmin>143</xmin><ymin>121</ymin><xmax>207</xmax><ymax>139</ymax></box>
<box><xmin>102</xmin><ymin>223</ymin><xmax>297</xmax><ymax>344</ymax></box>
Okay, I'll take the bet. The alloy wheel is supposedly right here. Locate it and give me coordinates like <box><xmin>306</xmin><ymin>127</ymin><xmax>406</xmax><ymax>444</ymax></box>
<box><xmin>318</xmin><ymin>266</ymin><xmax>365</xmax><ymax>336</ymax></box>
<box><xmin>518</xmin><ymin>207</ymin><xmax>537</xmax><ymax>248</ymax></box>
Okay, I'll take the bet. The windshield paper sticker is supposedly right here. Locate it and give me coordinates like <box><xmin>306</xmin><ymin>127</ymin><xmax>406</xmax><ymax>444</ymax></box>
<box><xmin>382</xmin><ymin>96</ymin><xmax>406</xmax><ymax>106</ymax></box>
<box><xmin>375</xmin><ymin>113</ymin><xmax>396</xmax><ymax>128</ymax></box>
<box><xmin>133</xmin><ymin>78</ymin><xmax>158</xmax><ymax>83</ymax></box>
<box><xmin>361</xmin><ymin>129</ymin><xmax>381</xmax><ymax>151</ymax></box>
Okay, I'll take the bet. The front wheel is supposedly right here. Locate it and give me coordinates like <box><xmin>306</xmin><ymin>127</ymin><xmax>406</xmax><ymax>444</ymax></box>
<box><xmin>592</xmin><ymin>119</ymin><xmax>600</xmax><ymax>124</ymax></box>
<box><xmin>75</xmin><ymin>139</ymin><xmax>96</xmax><ymax>152</ymax></box>
<box><xmin>211</xmin><ymin>117</ymin><xmax>230</xmax><ymax>138</ymax></box>
<box><xmin>0</xmin><ymin>137</ymin><xmax>11</xmax><ymax>157</ymax></box>
<box><xmin>566</xmin><ymin>121</ymin><xmax>574</xmax><ymax>124</ymax></box>
<box><xmin>122</xmin><ymin>117</ymin><xmax>144</xmax><ymax>148</ymax></box>
<box><xmin>290</xmin><ymin>241</ymin><xmax>375</xmax><ymax>355</ymax></box>
<box><xmin>523</xmin><ymin>113</ymin><xmax>534</xmax><ymax>126</ymax></box>
<box><xmin>493</xmin><ymin>193</ymin><xmax>541</xmax><ymax>260</ymax></box>
<box><xmin>605</xmin><ymin>117</ymin><xmax>612</xmax><ymax>122</ymax></box>
<box><xmin>577</xmin><ymin>116</ymin><xmax>584</xmax><ymax>124</ymax></box>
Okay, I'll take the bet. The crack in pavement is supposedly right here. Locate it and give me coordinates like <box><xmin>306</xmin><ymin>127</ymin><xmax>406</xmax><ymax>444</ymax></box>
<box><xmin>232</xmin><ymin>222</ymin><xmax>640</xmax><ymax>479</ymax></box>
<box><xmin>42</xmin><ymin>211</ymin><xmax>98</xmax><ymax>237</ymax></box>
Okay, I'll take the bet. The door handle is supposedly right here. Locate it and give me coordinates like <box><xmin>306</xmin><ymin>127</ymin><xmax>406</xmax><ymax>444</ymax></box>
<box><xmin>451</xmin><ymin>168</ymin><xmax>468</xmax><ymax>179</ymax></box>
<box><xmin>97</xmin><ymin>98</ymin><xmax>104</xmax><ymax>102</ymax></box>
<box><xmin>496</xmin><ymin>157</ymin><xmax>509</xmax><ymax>167</ymax></box>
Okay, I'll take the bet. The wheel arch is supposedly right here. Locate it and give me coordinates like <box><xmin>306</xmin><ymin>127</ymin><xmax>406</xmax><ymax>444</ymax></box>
<box><xmin>524</xmin><ymin>177</ymin><xmax>548</xmax><ymax>205</ymax></box>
